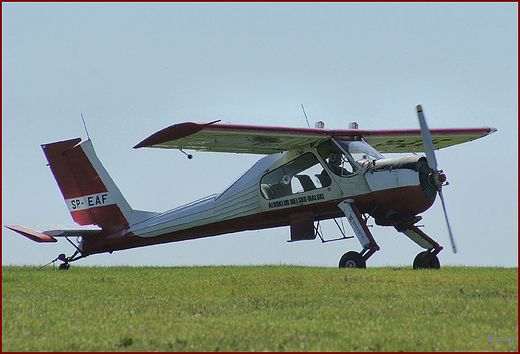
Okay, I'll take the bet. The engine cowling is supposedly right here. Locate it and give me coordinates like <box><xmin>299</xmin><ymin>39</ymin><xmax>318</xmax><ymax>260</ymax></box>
<box><xmin>364</xmin><ymin>155</ymin><xmax>436</xmax><ymax>222</ymax></box>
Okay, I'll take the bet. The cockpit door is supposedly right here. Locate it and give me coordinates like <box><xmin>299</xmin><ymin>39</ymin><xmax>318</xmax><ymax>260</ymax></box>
<box><xmin>316</xmin><ymin>139</ymin><xmax>372</xmax><ymax>198</ymax></box>
<box><xmin>259</xmin><ymin>151</ymin><xmax>343</xmax><ymax>211</ymax></box>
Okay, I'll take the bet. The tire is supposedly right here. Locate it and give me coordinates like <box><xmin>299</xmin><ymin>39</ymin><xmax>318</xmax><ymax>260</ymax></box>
<box><xmin>339</xmin><ymin>251</ymin><xmax>366</xmax><ymax>269</ymax></box>
<box><xmin>413</xmin><ymin>251</ymin><xmax>440</xmax><ymax>269</ymax></box>
<box><xmin>59</xmin><ymin>263</ymin><xmax>70</xmax><ymax>270</ymax></box>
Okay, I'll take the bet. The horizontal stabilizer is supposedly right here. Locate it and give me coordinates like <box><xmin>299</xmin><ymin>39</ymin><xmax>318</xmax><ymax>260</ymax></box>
<box><xmin>5</xmin><ymin>224</ymin><xmax>101</xmax><ymax>243</ymax></box>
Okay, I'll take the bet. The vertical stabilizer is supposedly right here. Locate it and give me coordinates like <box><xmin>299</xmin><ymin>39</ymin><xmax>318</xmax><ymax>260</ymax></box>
<box><xmin>42</xmin><ymin>138</ymin><xmax>133</xmax><ymax>232</ymax></box>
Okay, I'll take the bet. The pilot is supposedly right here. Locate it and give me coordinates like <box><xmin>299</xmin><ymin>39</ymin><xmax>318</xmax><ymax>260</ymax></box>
<box><xmin>327</xmin><ymin>152</ymin><xmax>353</xmax><ymax>176</ymax></box>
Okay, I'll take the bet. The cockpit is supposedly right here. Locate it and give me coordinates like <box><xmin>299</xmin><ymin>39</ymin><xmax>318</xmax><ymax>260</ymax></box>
<box><xmin>336</xmin><ymin>139</ymin><xmax>384</xmax><ymax>161</ymax></box>
<box><xmin>259</xmin><ymin>138</ymin><xmax>384</xmax><ymax>200</ymax></box>
<box><xmin>260</xmin><ymin>152</ymin><xmax>329</xmax><ymax>200</ymax></box>
<box><xmin>317</xmin><ymin>138</ymin><xmax>384</xmax><ymax>176</ymax></box>
<box><xmin>335</xmin><ymin>139</ymin><xmax>385</xmax><ymax>169</ymax></box>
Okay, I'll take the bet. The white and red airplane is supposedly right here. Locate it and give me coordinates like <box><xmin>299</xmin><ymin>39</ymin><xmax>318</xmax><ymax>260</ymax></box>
<box><xmin>6</xmin><ymin>105</ymin><xmax>496</xmax><ymax>269</ymax></box>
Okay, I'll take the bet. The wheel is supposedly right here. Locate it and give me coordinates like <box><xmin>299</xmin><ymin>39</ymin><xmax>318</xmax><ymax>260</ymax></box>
<box><xmin>413</xmin><ymin>251</ymin><xmax>440</xmax><ymax>269</ymax></box>
<box><xmin>58</xmin><ymin>263</ymin><xmax>70</xmax><ymax>270</ymax></box>
<box><xmin>339</xmin><ymin>251</ymin><xmax>366</xmax><ymax>269</ymax></box>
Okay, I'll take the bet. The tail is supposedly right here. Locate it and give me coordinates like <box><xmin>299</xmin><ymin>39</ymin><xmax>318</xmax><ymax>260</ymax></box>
<box><xmin>42</xmin><ymin>138</ymin><xmax>155</xmax><ymax>232</ymax></box>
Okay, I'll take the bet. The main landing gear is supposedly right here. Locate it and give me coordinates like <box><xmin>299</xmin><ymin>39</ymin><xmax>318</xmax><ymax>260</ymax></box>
<box><xmin>336</xmin><ymin>200</ymin><xmax>444</xmax><ymax>270</ymax></box>
<box><xmin>337</xmin><ymin>200</ymin><xmax>380</xmax><ymax>269</ymax></box>
<box><xmin>338</xmin><ymin>242</ymin><xmax>442</xmax><ymax>270</ymax></box>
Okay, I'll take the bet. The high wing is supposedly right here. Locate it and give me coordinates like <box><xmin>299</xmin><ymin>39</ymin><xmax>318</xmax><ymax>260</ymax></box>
<box><xmin>6</xmin><ymin>225</ymin><xmax>101</xmax><ymax>243</ymax></box>
<box><xmin>134</xmin><ymin>121</ymin><xmax>334</xmax><ymax>154</ymax></box>
<box><xmin>360</xmin><ymin>127</ymin><xmax>497</xmax><ymax>153</ymax></box>
<box><xmin>134</xmin><ymin>121</ymin><xmax>496</xmax><ymax>154</ymax></box>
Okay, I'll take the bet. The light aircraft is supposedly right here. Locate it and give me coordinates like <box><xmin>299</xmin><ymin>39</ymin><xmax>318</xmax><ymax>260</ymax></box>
<box><xmin>6</xmin><ymin>105</ymin><xmax>496</xmax><ymax>270</ymax></box>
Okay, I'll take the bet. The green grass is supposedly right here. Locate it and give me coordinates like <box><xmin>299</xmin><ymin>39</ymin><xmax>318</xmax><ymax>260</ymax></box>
<box><xmin>2</xmin><ymin>265</ymin><xmax>518</xmax><ymax>352</ymax></box>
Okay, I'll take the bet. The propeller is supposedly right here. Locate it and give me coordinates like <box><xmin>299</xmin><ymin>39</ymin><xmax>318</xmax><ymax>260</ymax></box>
<box><xmin>416</xmin><ymin>105</ymin><xmax>457</xmax><ymax>253</ymax></box>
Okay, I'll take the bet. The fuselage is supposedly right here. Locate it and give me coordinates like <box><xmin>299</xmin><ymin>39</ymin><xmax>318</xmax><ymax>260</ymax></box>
<box><xmin>81</xmin><ymin>138</ymin><xmax>435</xmax><ymax>255</ymax></box>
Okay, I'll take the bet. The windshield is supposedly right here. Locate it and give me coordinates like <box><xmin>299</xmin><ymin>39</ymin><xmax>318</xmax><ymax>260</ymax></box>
<box><xmin>336</xmin><ymin>139</ymin><xmax>384</xmax><ymax>164</ymax></box>
<box><xmin>317</xmin><ymin>139</ymin><xmax>357</xmax><ymax>177</ymax></box>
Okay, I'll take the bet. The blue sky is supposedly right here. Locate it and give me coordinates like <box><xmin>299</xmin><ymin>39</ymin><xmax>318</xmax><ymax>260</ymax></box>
<box><xmin>2</xmin><ymin>2</ymin><xmax>517</xmax><ymax>267</ymax></box>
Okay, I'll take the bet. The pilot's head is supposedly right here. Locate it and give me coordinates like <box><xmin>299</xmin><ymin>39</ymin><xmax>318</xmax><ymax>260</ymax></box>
<box><xmin>329</xmin><ymin>152</ymin><xmax>340</xmax><ymax>165</ymax></box>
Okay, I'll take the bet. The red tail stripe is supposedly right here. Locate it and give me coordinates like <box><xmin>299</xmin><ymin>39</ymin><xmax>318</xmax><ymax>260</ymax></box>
<box><xmin>42</xmin><ymin>139</ymin><xmax>108</xmax><ymax>199</ymax></box>
<box><xmin>71</xmin><ymin>205</ymin><xmax>128</xmax><ymax>231</ymax></box>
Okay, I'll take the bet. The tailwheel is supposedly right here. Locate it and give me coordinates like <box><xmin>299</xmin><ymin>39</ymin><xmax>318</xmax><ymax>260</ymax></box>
<box><xmin>339</xmin><ymin>251</ymin><xmax>366</xmax><ymax>269</ymax></box>
<box><xmin>39</xmin><ymin>250</ymin><xmax>84</xmax><ymax>270</ymax></box>
<box><xmin>413</xmin><ymin>251</ymin><xmax>440</xmax><ymax>269</ymax></box>
<box><xmin>57</xmin><ymin>253</ymin><xmax>70</xmax><ymax>270</ymax></box>
<box><xmin>58</xmin><ymin>263</ymin><xmax>70</xmax><ymax>270</ymax></box>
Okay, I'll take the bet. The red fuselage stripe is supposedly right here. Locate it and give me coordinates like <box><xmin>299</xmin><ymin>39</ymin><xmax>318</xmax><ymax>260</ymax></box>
<box><xmin>81</xmin><ymin>185</ymin><xmax>434</xmax><ymax>256</ymax></box>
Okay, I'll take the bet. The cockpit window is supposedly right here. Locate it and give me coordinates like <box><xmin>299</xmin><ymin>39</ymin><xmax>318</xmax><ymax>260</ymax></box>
<box><xmin>317</xmin><ymin>140</ymin><xmax>357</xmax><ymax>177</ymax></box>
<box><xmin>260</xmin><ymin>153</ymin><xmax>331</xmax><ymax>200</ymax></box>
<box><xmin>336</xmin><ymin>139</ymin><xmax>384</xmax><ymax>163</ymax></box>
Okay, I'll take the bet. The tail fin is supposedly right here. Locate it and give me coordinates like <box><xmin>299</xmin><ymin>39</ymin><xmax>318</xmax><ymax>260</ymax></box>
<box><xmin>42</xmin><ymin>138</ymin><xmax>152</xmax><ymax>232</ymax></box>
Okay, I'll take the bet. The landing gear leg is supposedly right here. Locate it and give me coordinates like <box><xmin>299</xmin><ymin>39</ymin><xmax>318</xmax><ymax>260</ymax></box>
<box><xmin>338</xmin><ymin>200</ymin><xmax>380</xmax><ymax>269</ymax></box>
<box><xmin>404</xmin><ymin>224</ymin><xmax>443</xmax><ymax>270</ymax></box>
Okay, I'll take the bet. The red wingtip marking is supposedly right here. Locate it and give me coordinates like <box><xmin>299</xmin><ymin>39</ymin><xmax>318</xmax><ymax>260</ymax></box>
<box><xmin>134</xmin><ymin>123</ymin><xmax>205</xmax><ymax>148</ymax></box>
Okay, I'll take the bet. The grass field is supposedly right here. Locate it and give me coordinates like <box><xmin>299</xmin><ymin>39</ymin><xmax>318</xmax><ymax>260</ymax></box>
<box><xmin>2</xmin><ymin>265</ymin><xmax>518</xmax><ymax>352</ymax></box>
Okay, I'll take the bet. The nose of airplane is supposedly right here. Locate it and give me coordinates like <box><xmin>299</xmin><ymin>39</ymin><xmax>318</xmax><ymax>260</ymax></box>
<box><xmin>364</xmin><ymin>154</ymin><xmax>437</xmax><ymax>219</ymax></box>
<box><xmin>438</xmin><ymin>172</ymin><xmax>447</xmax><ymax>183</ymax></box>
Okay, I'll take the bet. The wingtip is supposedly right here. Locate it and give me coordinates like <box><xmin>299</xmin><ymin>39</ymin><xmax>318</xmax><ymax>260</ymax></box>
<box><xmin>134</xmin><ymin>123</ymin><xmax>204</xmax><ymax>150</ymax></box>
<box><xmin>5</xmin><ymin>225</ymin><xmax>58</xmax><ymax>243</ymax></box>
<box><xmin>416</xmin><ymin>104</ymin><xmax>423</xmax><ymax>112</ymax></box>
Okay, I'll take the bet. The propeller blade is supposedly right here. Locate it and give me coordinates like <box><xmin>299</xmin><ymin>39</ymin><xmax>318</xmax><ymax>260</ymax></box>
<box><xmin>438</xmin><ymin>188</ymin><xmax>457</xmax><ymax>253</ymax></box>
<box><xmin>416</xmin><ymin>104</ymin><xmax>457</xmax><ymax>253</ymax></box>
<box><xmin>416</xmin><ymin>105</ymin><xmax>438</xmax><ymax>170</ymax></box>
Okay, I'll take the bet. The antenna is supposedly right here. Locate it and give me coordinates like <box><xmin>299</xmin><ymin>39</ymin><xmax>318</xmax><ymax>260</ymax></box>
<box><xmin>301</xmin><ymin>104</ymin><xmax>310</xmax><ymax>128</ymax></box>
<box><xmin>81</xmin><ymin>114</ymin><xmax>91</xmax><ymax>140</ymax></box>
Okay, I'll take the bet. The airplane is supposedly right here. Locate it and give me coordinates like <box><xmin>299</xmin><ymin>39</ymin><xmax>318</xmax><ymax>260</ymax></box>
<box><xmin>5</xmin><ymin>105</ymin><xmax>496</xmax><ymax>270</ymax></box>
